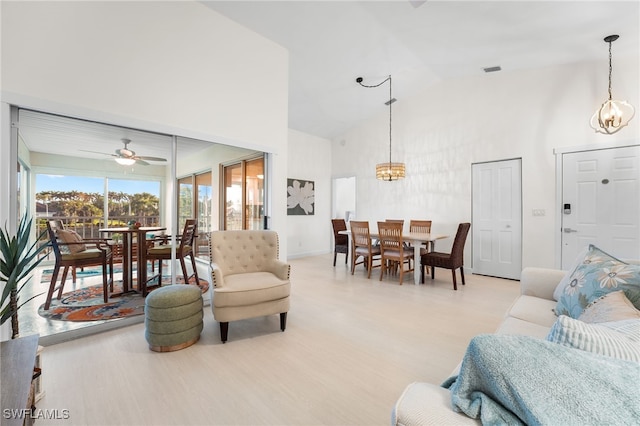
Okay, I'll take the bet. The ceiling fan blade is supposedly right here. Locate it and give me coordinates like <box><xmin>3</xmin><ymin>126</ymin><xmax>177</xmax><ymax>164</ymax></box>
<box><xmin>136</xmin><ymin>155</ymin><xmax>167</xmax><ymax>162</ymax></box>
<box><xmin>135</xmin><ymin>159</ymin><xmax>150</xmax><ymax>166</ymax></box>
<box><xmin>79</xmin><ymin>149</ymin><xmax>116</xmax><ymax>157</ymax></box>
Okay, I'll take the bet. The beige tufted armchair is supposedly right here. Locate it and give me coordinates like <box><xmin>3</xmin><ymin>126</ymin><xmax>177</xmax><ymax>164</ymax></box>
<box><xmin>209</xmin><ymin>230</ymin><xmax>291</xmax><ymax>343</ymax></box>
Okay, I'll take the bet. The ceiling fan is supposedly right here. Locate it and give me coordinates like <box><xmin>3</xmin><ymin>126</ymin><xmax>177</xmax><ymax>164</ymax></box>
<box><xmin>82</xmin><ymin>138</ymin><xmax>167</xmax><ymax>166</ymax></box>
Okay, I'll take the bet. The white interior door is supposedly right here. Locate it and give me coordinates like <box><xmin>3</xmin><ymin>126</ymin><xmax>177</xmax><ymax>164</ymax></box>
<box><xmin>561</xmin><ymin>146</ymin><xmax>640</xmax><ymax>268</ymax></box>
<box><xmin>472</xmin><ymin>159</ymin><xmax>522</xmax><ymax>280</ymax></box>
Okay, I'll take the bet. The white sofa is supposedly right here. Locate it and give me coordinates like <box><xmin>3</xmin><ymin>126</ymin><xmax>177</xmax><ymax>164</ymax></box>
<box><xmin>391</xmin><ymin>266</ymin><xmax>568</xmax><ymax>426</ymax></box>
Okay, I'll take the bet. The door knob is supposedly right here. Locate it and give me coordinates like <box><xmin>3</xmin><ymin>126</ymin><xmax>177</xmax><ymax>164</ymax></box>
<box><xmin>563</xmin><ymin>228</ymin><xmax>578</xmax><ymax>233</ymax></box>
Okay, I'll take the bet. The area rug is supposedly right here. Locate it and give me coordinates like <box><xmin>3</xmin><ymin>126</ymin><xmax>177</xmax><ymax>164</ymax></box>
<box><xmin>37</xmin><ymin>276</ymin><xmax>209</xmax><ymax>322</ymax></box>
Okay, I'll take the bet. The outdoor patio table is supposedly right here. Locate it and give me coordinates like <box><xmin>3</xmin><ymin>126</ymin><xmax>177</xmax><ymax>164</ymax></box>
<box><xmin>99</xmin><ymin>226</ymin><xmax>166</xmax><ymax>296</ymax></box>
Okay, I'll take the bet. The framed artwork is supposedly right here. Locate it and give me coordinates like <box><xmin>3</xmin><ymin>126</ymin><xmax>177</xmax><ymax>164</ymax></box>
<box><xmin>287</xmin><ymin>178</ymin><xmax>315</xmax><ymax>215</ymax></box>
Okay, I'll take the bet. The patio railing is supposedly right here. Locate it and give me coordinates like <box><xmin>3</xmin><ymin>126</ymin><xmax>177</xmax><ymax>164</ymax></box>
<box><xmin>37</xmin><ymin>215</ymin><xmax>210</xmax><ymax>262</ymax></box>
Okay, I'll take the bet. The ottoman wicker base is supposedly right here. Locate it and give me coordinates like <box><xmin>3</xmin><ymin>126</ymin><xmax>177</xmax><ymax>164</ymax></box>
<box><xmin>145</xmin><ymin>285</ymin><xmax>203</xmax><ymax>352</ymax></box>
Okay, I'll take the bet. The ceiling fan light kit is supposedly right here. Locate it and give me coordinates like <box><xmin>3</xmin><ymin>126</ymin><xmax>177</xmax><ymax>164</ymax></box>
<box><xmin>356</xmin><ymin>75</ymin><xmax>406</xmax><ymax>181</ymax></box>
<box><xmin>114</xmin><ymin>157</ymin><xmax>136</xmax><ymax>166</ymax></box>
<box><xmin>590</xmin><ymin>34</ymin><xmax>635</xmax><ymax>135</ymax></box>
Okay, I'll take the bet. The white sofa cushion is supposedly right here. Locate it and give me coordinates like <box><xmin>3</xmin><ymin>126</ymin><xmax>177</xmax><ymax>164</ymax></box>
<box><xmin>213</xmin><ymin>272</ymin><xmax>290</xmax><ymax>307</ymax></box>
<box><xmin>495</xmin><ymin>317</ymin><xmax>551</xmax><ymax>339</ymax></box>
<box><xmin>505</xmin><ymin>295</ymin><xmax>558</xmax><ymax>328</ymax></box>
<box><xmin>392</xmin><ymin>382</ymin><xmax>479</xmax><ymax>426</ymax></box>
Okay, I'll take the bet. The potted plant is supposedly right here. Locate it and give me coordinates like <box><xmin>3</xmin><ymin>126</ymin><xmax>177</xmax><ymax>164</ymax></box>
<box><xmin>0</xmin><ymin>215</ymin><xmax>49</xmax><ymax>339</ymax></box>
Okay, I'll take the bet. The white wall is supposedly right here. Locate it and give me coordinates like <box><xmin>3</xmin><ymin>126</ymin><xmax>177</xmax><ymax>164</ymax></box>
<box><xmin>332</xmin><ymin>56</ymin><xmax>640</xmax><ymax>269</ymax></box>
<box><xmin>287</xmin><ymin>129</ymin><xmax>332</xmax><ymax>258</ymax></box>
<box><xmin>0</xmin><ymin>0</ymin><xmax>289</xmax><ymax>253</ymax></box>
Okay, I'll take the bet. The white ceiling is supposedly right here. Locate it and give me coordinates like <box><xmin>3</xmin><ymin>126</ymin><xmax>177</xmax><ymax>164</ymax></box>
<box><xmin>203</xmin><ymin>0</ymin><xmax>640</xmax><ymax>140</ymax></box>
<box><xmin>17</xmin><ymin>1</ymin><xmax>640</xmax><ymax>158</ymax></box>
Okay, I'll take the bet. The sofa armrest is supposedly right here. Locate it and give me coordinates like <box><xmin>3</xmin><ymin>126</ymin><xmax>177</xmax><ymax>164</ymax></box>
<box><xmin>392</xmin><ymin>382</ymin><xmax>479</xmax><ymax>426</ymax></box>
<box><xmin>519</xmin><ymin>267</ymin><xmax>566</xmax><ymax>301</ymax></box>
<box><xmin>268</xmin><ymin>260</ymin><xmax>291</xmax><ymax>281</ymax></box>
<box><xmin>210</xmin><ymin>264</ymin><xmax>225</xmax><ymax>288</ymax></box>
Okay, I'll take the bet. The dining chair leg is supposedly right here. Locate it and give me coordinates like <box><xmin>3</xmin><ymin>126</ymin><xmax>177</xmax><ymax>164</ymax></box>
<box><xmin>460</xmin><ymin>267</ymin><xmax>466</xmax><ymax>285</ymax></box>
<box><xmin>431</xmin><ymin>265</ymin><xmax>435</xmax><ymax>280</ymax></box>
<box><xmin>57</xmin><ymin>267</ymin><xmax>70</xmax><ymax>299</ymax></box>
<box><xmin>333</xmin><ymin>250</ymin><xmax>337</xmax><ymax>267</ymax></box>
<box><xmin>452</xmin><ymin>269</ymin><xmax>458</xmax><ymax>291</ymax></box>
<box><xmin>189</xmin><ymin>254</ymin><xmax>200</xmax><ymax>284</ymax></box>
<box><xmin>102</xmin><ymin>259</ymin><xmax>109</xmax><ymax>303</ymax></box>
<box><xmin>108</xmin><ymin>259</ymin><xmax>114</xmax><ymax>292</ymax></box>
<box><xmin>44</xmin><ymin>265</ymin><xmax>62</xmax><ymax>310</ymax></box>
<box><xmin>179</xmin><ymin>258</ymin><xmax>189</xmax><ymax>284</ymax></box>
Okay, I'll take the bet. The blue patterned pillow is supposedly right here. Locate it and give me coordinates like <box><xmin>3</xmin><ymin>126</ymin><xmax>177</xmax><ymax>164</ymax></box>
<box><xmin>554</xmin><ymin>245</ymin><xmax>640</xmax><ymax>318</ymax></box>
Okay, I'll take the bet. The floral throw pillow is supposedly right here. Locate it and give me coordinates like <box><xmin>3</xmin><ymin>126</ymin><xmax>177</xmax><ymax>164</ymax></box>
<box><xmin>554</xmin><ymin>244</ymin><xmax>640</xmax><ymax>318</ymax></box>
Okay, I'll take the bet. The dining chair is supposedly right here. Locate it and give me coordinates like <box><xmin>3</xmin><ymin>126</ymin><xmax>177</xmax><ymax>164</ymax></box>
<box><xmin>146</xmin><ymin>219</ymin><xmax>199</xmax><ymax>295</ymax></box>
<box><xmin>331</xmin><ymin>219</ymin><xmax>349</xmax><ymax>266</ymax></box>
<box><xmin>377</xmin><ymin>221</ymin><xmax>414</xmax><ymax>285</ymax></box>
<box><xmin>44</xmin><ymin>219</ymin><xmax>114</xmax><ymax>310</ymax></box>
<box><xmin>410</xmin><ymin>220</ymin><xmax>432</xmax><ymax>277</ymax></box>
<box><xmin>349</xmin><ymin>221</ymin><xmax>381</xmax><ymax>278</ymax></box>
<box><xmin>420</xmin><ymin>222</ymin><xmax>471</xmax><ymax>290</ymax></box>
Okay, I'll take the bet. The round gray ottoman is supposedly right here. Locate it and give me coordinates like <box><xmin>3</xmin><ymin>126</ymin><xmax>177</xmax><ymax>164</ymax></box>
<box><xmin>145</xmin><ymin>284</ymin><xmax>203</xmax><ymax>352</ymax></box>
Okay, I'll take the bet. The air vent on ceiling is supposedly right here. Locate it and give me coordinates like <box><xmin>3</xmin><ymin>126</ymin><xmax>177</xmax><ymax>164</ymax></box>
<box><xmin>483</xmin><ymin>66</ymin><xmax>502</xmax><ymax>73</ymax></box>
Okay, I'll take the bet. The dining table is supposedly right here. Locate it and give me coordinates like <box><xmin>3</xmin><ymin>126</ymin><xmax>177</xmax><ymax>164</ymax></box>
<box><xmin>98</xmin><ymin>226</ymin><xmax>166</xmax><ymax>296</ymax></box>
<box><xmin>339</xmin><ymin>228</ymin><xmax>449</xmax><ymax>285</ymax></box>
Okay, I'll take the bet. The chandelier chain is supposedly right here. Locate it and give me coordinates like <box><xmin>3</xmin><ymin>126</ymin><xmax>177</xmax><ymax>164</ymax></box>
<box><xmin>388</xmin><ymin>75</ymin><xmax>392</xmax><ymax>165</ymax></box>
<box><xmin>608</xmin><ymin>40</ymin><xmax>613</xmax><ymax>100</ymax></box>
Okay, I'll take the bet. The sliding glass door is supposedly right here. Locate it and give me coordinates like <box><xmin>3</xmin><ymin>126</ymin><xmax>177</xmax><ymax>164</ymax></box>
<box><xmin>178</xmin><ymin>171</ymin><xmax>212</xmax><ymax>259</ymax></box>
<box><xmin>222</xmin><ymin>155</ymin><xmax>264</xmax><ymax>230</ymax></box>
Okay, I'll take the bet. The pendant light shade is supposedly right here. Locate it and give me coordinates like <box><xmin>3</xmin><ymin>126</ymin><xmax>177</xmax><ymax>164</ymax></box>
<box><xmin>356</xmin><ymin>75</ymin><xmax>406</xmax><ymax>181</ymax></box>
<box><xmin>590</xmin><ymin>35</ymin><xmax>635</xmax><ymax>135</ymax></box>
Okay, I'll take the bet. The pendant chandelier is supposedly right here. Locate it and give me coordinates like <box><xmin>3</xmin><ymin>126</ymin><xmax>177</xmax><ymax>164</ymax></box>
<box><xmin>589</xmin><ymin>34</ymin><xmax>635</xmax><ymax>135</ymax></box>
<box><xmin>356</xmin><ymin>75</ymin><xmax>406</xmax><ymax>181</ymax></box>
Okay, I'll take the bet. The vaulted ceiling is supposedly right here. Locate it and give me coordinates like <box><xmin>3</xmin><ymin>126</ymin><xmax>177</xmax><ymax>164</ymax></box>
<box><xmin>203</xmin><ymin>1</ymin><xmax>640</xmax><ymax>140</ymax></box>
<box><xmin>17</xmin><ymin>1</ymin><xmax>640</xmax><ymax>159</ymax></box>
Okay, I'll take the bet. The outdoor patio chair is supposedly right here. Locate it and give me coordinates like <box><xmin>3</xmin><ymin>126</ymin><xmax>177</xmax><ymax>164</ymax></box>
<box><xmin>146</xmin><ymin>219</ymin><xmax>199</xmax><ymax>295</ymax></box>
<box><xmin>44</xmin><ymin>219</ymin><xmax>114</xmax><ymax>310</ymax></box>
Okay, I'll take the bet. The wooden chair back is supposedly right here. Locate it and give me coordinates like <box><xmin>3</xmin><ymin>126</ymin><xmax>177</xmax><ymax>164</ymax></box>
<box><xmin>409</xmin><ymin>220</ymin><xmax>432</xmax><ymax>234</ymax></box>
<box><xmin>180</xmin><ymin>219</ymin><xmax>198</xmax><ymax>252</ymax></box>
<box><xmin>350</xmin><ymin>221</ymin><xmax>373</xmax><ymax>249</ymax></box>
<box><xmin>46</xmin><ymin>220</ymin><xmax>65</xmax><ymax>260</ymax></box>
<box><xmin>377</xmin><ymin>221</ymin><xmax>405</xmax><ymax>252</ymax></box>
<box><xmin>331</xmin><ymin>219</ymin><xmax>348</xmax><ymax>246</ymax></box>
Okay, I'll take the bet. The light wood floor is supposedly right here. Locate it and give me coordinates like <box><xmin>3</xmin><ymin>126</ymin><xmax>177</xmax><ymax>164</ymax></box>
<box><xmin>35</xmin><ymin>254</ymin><xmax>520</xmax><ymax>426</ymax></box>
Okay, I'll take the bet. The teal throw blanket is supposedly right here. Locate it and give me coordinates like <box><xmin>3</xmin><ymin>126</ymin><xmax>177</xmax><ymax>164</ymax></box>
<box><xmin>442</xmin><ymin>334</ymin><xmax>640</xmax><ymax>425</ymax></box>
